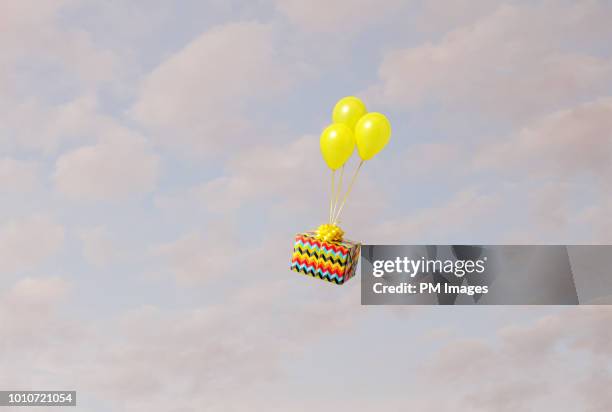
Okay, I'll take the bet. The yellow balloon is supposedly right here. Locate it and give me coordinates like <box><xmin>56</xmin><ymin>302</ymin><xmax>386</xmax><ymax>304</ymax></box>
<box><xmin>332</xmin><ymin>96</ymin><xmax>367</xmax><ymax>130</ymax></box>
<box><xmin>355</xmin><ymin>112</ymin><xmax>391</xmax><ymax>161</ymax></box>
<box><xmin>320</xmin><ymin>123</ymin><xmax>355</xmax><ymax>170</ymax></box>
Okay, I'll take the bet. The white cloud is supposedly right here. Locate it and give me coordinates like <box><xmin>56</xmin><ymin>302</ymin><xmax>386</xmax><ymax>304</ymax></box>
<box><xmin>54</xmin><ymin>128</ymin><xmax>159</xmax><ymax>200</ymax></box>
<box><xmin>0</xmin><ymin>157</ymin><xmax>39</xmax><ymax>192</ymax></box>
<box><xmin>275</xmin><ymin>0</ymin><xmax>404</xmax><ymax>33</ymax></box>
<box><xmin>131</xmin><ymin>22</ymin><xmax>295</xmax><ymax>155</ymax></box>
<box><xmin>0</xmin><ymin>0</ymin><xmax>117</xmax><ymax>94</ymax></box>
<box><xmin>3</xmin><ymin>279</ymin><xmax>611</xmax><ymax>412</ymax></box>
<box><xmin>415</xmin><ymin>0</ymin><xmax>500</xmax><ymax>33</ymax></box>
<box><xmin>81</xmin><ymin>279</ymin><xmax>363</xmax><ymax>411</ymax></box>
<box><xmin>193</xmin><ymin>135</ymin><xmax>324</xmax><ymax>211</ymax></box>
<box><xmin>399</xmin><ymin>143</ymin><xmax>462</xmax><ymax>177</ymax></box>
<box><xmin>371</xmin><ymin>188</ymin><xmax>499</xmax><ymax>243</ymax></box>
<box><xmin>78</xmin><ymin>226</ymin><xmax>121</xmax><ymax>267</ymax></box>
<box><xmin>0</xmin><ymin>276</ymin><xmax>90</xmax><ymax>392</ymax></box>
<box><xmin>153</xmin><ymin>135</ymin><xmax>327</xmax><ymax>230</ymax></box>
<box><xmin>579</xmin><ymin>194</ymin><xmax>612</xmax><ymax>243</ymax></box>
<box><xmin>154</xmin><ymin>134</ymin><xmax>388</xmax><ymax>250</ymax></box>
<box><xmin>0</xmin><ymin>215</ymin><xmax>65</xmax><ymax>274</ymax></box>
<box><xmin>474</xmin><ymin>97</ymin><xmax>612</xmax><ymax>182</ymax></box>
<box><xmin>368</xmin><ymin>2</ymin><xmax>612</xmax><ymax>120</ymax></box>
<box><xmin>0</xmin><ymin>280</ymin><xmax>519</xmax><ymax>408</ymax></box>
<box><xmin>411</xmin><ymin>307</ymin><xmax>612</xmax><ymax>411</ymax></box>
<box><xmin>467</xmin><ymin>98</ymin><xmax>612</xmax><ymax>242</ymax></box>
<box><xmin>5</xmin><ymin>274</ymin><xmax>68</xmax><ymax>300</ymax></box>
<box><xmin>0</xmin><ymin>94</ymin><xmax>114</xmax><ymax>154</ymax></box>
<box><xmin>0</xmin><ymin>272</ymin><xmax>366</xmax><ymax>411</ymax></box>
<box><xmin>0</xmin><ymin>2</ymin><xmax>120</xmax><ymax>156</ymax></box>
<box><xmin>151</xmin><ymin>232</ymin><xmax>235</xmax><ymax>284</ymax></box>
<box><xmin>0</xmin><ymin>276</ymin><xmax>73</xmax><ymax>353</ymax></box>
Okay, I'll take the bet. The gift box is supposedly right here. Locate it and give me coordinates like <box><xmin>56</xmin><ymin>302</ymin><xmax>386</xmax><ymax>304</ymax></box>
<box><xmin>290</xmin><ymin>231</ymin><xmax>361</xmax><ymax>285</ymax></box>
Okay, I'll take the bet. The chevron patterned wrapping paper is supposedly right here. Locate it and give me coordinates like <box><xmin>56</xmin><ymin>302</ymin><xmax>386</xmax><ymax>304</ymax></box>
<box><xmin>290</xmin><ymin>232</ymin><xmax>361</xmax><ymax>285</ymax></box>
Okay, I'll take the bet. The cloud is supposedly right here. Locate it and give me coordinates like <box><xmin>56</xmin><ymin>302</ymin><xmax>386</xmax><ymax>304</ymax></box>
<box><xmin>579</xmin><ymin>368</ymin><xmax>612</xmax><ymax>412</ymax></box>
<box><xmin>0</xmin><ymin>157</ymin><xmax>40</xmax><ymax>192</ymax></box>
<box><xmin>157</xmin><ymin>134</ymin><xmax>387</xmax><ymax>236</ymax></box>
<box><xmin>415</xmin><ymin>0</ymin><xmax>500</xmax><ymax>33</ymax></box>
<box><xmin>0</xmin><ymin>215</ymin><xmax>65</xmax><ymax>274</ymax></box>
<box><xmin>131</xmin><ymin>22</ymin><xmax>295</xmax><ymax>155</ymax></box>
<box><xmin>0</xmin><ymin>276</ymin><xmax>89</xmax><ymax>392</ymax></box>
<box><xmin>154</xmin><ymin>135</ymin><xmax>321</xmax><ymax>216</ymax></box>
<box><xmin>371</xmin><ymin>188</ymin><xmax>499</xmax><ymax>243</ymax></box>
<box><xmin>474</xmin><ymin>97</ymin><xmax>612</xmax><ymax>182</ymax></box>
<box><xmin>151</xmin><ymin>231</ymin><xmax>236</xmax><ymax>284</ymax></box>
<box><xmin>82</xmin><ymin>279</ymin><xmax>363</xmax><ymax>411</ymax></box>
<box><xmin>0</xmin><ymin>277</ymin><xmax>71</xmax><ymax>341</ymax></box>
<box><xmin>2</xmin><ymin>281</ymin><xmax>611</xmax><ymax>411</ymax></box>
<box><xmin>54</xmin><ymin>128</ymin><xmax>159</xmax><ymax>200</ymax></box>
<box><xmin>368</xmin><ymin>2</ymin><xmax>612</xmax><ymax>120</ymax></box>
<box><xmin>0</xmin><ymin>95</ymin><xmax>111</xmax><ymax>154</ymax></box>
<box><xmin>149</xmin><ymin>213</ymin><xmax>290</xmax><ymax>285</ymax></box>
<box><xmin>0</xmin><ymin>0</ymin><xmax>117</xmax><ymax>94</ymax></box>
<box><xmin>193</xmin><ymin>135</ymin><xmax>324</xmax><ymax>211</ymax></box>
<box><xmin>399</xmin><ymin>143</ymin><xmax>462</xmax><ymax>177</ymax></box>
<box><xmin>4</xmin><ymin>292</ymin><xmax>606</xmax><ymax>412</ymax></box>
<box><xmin>580</xmin><ymin>194</ymin><xmax>612</xmax><ymax>243</ymax></box>
<box><xmin>412</xmin><ymin>307</ymin><xmax>612</xmax><ymax>411</ymax></box>
<box><xmin>527</xmin><ymin>182</ymin><xmax>573</xmax><ymax>237</ymax></box>
<box><xmin>0</xmin><ymin>1</ymin><xmax>121</xmax><ymax>158</ymax></box>
<box><xmin>2</xmin><ymin>276</ymin><xmax>69</xmax><ymax>308</ymax></box>
<box><xmin>0</xmin><ymin>272</ymin><xmax>365</xmax><ymax>411</ymax></box>
<box><xmin>275</xmin><ymin>0</ymin><xmax>404</xmax><ymax>33</ymax></box>
<box><xmin>468</xmin><ymin>98</ymin><xmax>612</xmax><ymax>242</ymax></box>
<box><xmin>78</xmin><ymin>226</ymin><xmax>121</xmax><ymax>267</ymax></box>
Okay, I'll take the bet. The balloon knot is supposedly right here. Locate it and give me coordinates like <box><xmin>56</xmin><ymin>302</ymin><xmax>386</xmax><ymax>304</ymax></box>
<box><xmin>315</xmin><ymin>224</ymin><xmax>344</xmax><ymax>243</ymax></box>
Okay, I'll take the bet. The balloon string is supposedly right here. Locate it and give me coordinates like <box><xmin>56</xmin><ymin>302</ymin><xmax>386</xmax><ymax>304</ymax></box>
<box><xmin>333</xmin><ymin>160</ymin><xmax>364</xmax><ymax>225</ymax></box>
<box><xmin>329</xmin><ymin>169</ymin><xmax>335</xmax><ymax>223</ymax></box>
<box><xmin>332</xmin><ymin>164</ymin><xmax>344</xmax><ymax>222</ymax></box>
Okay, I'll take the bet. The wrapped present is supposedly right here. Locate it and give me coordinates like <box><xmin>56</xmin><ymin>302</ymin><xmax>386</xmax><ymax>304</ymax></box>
<box><xmin>289</xmin><ymin>97</ymin><xmax>391</xmax><ymax>286</ymax></box>
<box><xmin>290</xmin><ymin>226</ymin><xmax>361</xmax><ymax>285</ymax></box>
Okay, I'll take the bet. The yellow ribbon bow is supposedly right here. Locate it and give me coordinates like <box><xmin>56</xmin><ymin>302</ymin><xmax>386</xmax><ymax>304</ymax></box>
<box><xmin>315</xmin><ymin>223</ymin><xmax>344</xmax><ymax>243</ymax></box>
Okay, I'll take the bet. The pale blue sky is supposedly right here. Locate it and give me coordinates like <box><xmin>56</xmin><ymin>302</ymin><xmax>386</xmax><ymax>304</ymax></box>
<box><xmin>1</xmin><ymin>1</ymin><xmax>611</xmax><ymax>411</ymax></box>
